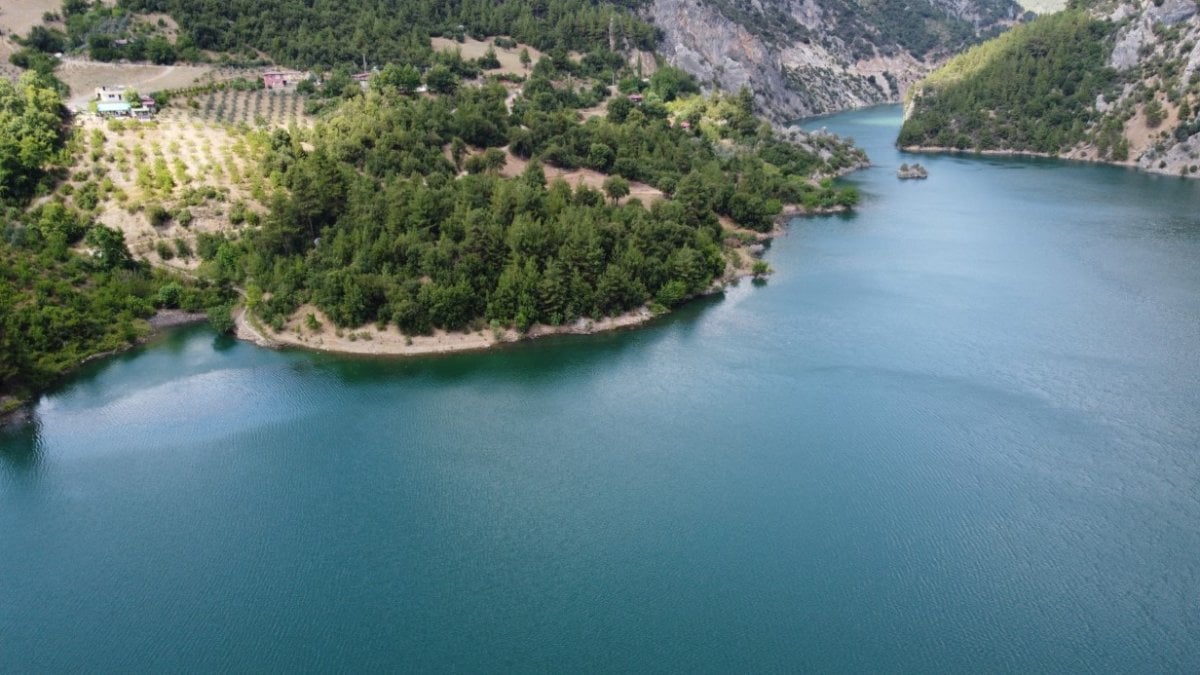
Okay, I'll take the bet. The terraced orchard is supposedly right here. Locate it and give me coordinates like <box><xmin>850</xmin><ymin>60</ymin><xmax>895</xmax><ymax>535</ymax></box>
<box><xmin>65</xmin><ymin>114</ymin><xmax>279</xmax><ymax>272</ymax></box>
<box><xmin>173</xmin><ymin>88</ymin><xmax>311</xmax><ymax>128</ymax></box>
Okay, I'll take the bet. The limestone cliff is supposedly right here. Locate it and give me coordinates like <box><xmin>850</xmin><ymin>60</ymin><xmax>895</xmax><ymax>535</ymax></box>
<box><xmin>1104</xmin><ymin>0</ymin><xmax>1200</xmax><ymax>177</ymax></box>
<box><xmin>649</xmin><ymin>0</ymin><xmax>1022</xmax><ymax>122</ymax></box>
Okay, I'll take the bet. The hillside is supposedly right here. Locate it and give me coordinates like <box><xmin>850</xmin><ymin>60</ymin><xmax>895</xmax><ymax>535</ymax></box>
<box><xmin>1018</xmin><ymin>0</ymin><xmax>1069</xmax><ymax>12</ymax></box>
<box><xmin>10</xmin><ymin>0</ymin><xmax>1027</xmax><ymax>122</ymax></box>
<box><xmin>1</xmin><ymin>0</ymin><xmax>870</xmax><ymax>407</ymax></box>
<box><xmin>0</xmin><ymin>73</ymin><xmax>230</xmax><ymax>409</ymax></box>
<box><xmin>899</xmin><ymin>0</ymin><xmax>1200</xmax><ymax>178</ymax></box>
<box><xmin>652</xmin><ymin>0</ymin><xmax>1023</xmax><ymax>122</ymax></box>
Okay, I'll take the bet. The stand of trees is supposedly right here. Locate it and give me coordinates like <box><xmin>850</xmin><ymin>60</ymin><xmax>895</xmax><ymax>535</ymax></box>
<box><xmin>213</xmin><ymin>83</ymin><xmax>859</xmax><ymax>334</ymax></box>
<box><xmin>12</xmin><ymin>2</ymin><xmax>188</xmax><ymax>65</ymax></box>
<box><xmin>0</xmin><ymin>74</ymin><xmax>228</xmax><ymax>402</ymax></box>
<box><xmin>119</xmin><ymin>0</ymin><xmax>657</xmax><ymax>69</ymax></box>
<box><xmin>898</xmin><ymin>10</ymin><xmax>1115</xmax><ymax>152</ymax></box>
<box><xmin>1</xmin><ymin>1</ymin><xmax>867</xmax><ymax>402</ymax></box>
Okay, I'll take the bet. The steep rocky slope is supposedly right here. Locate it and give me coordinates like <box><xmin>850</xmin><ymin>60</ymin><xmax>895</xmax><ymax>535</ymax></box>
<box><xmin>900</xmin><ymin>0</ymin><xmax>1200</xmax><ymax>178</ymax></box>
<box><xmin>1108</xmin><ymin>0</ymin><xmax>1200</xmax><ymax>176</ymax></box>
<box><xmin>649</xmin><ymin>0</ymin><xmax>1022</xmax><ymax>122</ymax></box>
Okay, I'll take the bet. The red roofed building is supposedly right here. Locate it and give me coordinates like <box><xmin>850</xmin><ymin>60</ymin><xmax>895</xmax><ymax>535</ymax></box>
<box><xmin>262</xmin><ymin>71</ymin><xmax>288</xmax><ymax>89</ymax></box>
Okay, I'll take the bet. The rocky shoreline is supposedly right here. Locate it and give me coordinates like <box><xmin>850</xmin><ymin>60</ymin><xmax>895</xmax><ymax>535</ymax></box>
<box><xmin>898</xmin><ymin>143</ymin><xmax>1198</xmax><ymax>180</ymax></box>
<box><xmin>234</xmin><ymin>247</ymin><xmax>767</xmax><ymax>358</ymax></box>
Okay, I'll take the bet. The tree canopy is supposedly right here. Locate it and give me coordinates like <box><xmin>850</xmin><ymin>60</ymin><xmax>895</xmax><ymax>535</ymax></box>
<box><xmin>0</xmin><ymin>73</ymin><xmax>67</xmax><ymax>205</ymax></box>
<box><xmin>119</xmin><ymin>0</ymin><xmax>657</xmax><ymax>69</ymax></box>
<box><xmin>898</xmin><ymin>10</ymin><xmax>1116</xmax><ymax>153</ymax></box>
<box><xmin>217</xmin><ymin>82</ymin><xmax>860</xmax><ymax>335</ymax></box>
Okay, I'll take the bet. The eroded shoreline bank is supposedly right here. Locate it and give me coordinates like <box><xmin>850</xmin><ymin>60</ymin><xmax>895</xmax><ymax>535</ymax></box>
<box><xmin>896</xmin><ymin>144</ymin><xmax>1200</xmax><ymax>179</ymax></box>
<box><xmin>233</xmin><ymin>238</ymin><xmax>778</xmax><ymax>357</ymax></box>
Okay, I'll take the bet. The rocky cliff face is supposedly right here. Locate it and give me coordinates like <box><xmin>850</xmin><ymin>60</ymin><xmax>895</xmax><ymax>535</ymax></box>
<box><xmin>1101</xmin><ymin>0</ymin><xmax>1200</xmax><ymax>177</ymax></box>
<box><xmin>649</xmin><ymin>0</ymin><xmax>1021</xmax><ymax>122</ymax></box>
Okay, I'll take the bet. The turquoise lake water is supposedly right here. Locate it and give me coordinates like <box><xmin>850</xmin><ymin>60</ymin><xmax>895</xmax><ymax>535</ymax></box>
<box><xmin>2</xmin><ymin>106</ymin><xmax>1199</xmax><ymax>671</ymax></box>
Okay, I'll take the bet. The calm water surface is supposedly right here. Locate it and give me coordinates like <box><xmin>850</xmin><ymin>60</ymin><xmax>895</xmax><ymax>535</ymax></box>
<box><xmin>3</xmin><ymin>107</ymin><xmax>1199</xmax><ymax>672</ymax></box>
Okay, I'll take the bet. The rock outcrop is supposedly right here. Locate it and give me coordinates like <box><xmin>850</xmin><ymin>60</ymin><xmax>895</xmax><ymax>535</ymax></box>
<box><xmin>1107</xmin><ymin>0</ymin><xmax>1200</xmax><ymax>177</ymax></box>
<box><xmin>649</xmin><ymin>0</ymin><xmax>1021</xmax><ymax>122</ymax></box>
<box><xmin>897</xmin><ymin>162</ymin><xmax>929</xmax><ymax>179</ymax></box>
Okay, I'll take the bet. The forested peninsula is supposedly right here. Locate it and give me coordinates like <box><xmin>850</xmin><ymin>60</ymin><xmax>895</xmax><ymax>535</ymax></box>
<box><xmin>2</xmin><ymin>0</ymin><xmax>867</xmax><ymax>412</ymax></box>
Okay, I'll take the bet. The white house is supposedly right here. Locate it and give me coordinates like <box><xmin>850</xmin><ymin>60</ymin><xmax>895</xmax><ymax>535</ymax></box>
<box><xmin>95</xmin><ymin>86</ymin><xmax>128</xmax><ymax>104</ymax></box>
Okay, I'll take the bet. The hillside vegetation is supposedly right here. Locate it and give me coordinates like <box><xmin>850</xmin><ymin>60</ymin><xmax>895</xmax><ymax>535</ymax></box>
<box><xmin>1</xmin><ymin>0</ymin><xmax>869</xmax><ymax>405</ymax></box>
<box><xmin>701</xmin><ymin>0</ymin><xmax>1017</xmax><ymax>59</ymax></box>
<box><xmin>225</xmin><ymin>76</ymin><xmax>862</xmax><ymax>335</ymax></box>
<box><xmin>121</xmin><ymin>0</ymin><xmax>657</xmax><ymax>68</ymax></box>
<box><xmin>898</xmin><ymin>9</ymin><xmax>1116</xmax><ymax>152</ymax></box>
<box><xmin>0</xmin><ymin>73</ymin><xmax>228</xmax><ymax>404</ymax></box>
<box><xmin>899</xmin><ymin>0</ymin><xmax>1200</xmax><ymax>175</ymax></box>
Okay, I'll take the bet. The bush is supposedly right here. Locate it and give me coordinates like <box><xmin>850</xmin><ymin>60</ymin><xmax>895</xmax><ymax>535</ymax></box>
<box><xmin>229</xmin><ymin>201</ymin><xmax>247</xmax><ymax>224</ymax></box>
<box><xmin>655</xmin><ymin>279</ymin><xmax>689</xmax><ymax>307</ymax></box>
<box><xmin>147</xmin><ymin>204</ymin><xmax>171</xmax><ymax>227</ymax></box>
<box><xmin>207</xmin><ymin>304</ymin><xmax>235</xmax><ymax>334</ymax></box>
<box><xmin>156</xmin><ymin>281</ymin><xmax>183</xmax><ymax>307</ymax></box>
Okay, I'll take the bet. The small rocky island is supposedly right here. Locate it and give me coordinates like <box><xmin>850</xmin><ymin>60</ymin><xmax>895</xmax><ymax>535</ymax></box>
<box><xmin>897</xmin><ymin>162</ymin><xmax>929</xmax><ymax>179</ymax></box>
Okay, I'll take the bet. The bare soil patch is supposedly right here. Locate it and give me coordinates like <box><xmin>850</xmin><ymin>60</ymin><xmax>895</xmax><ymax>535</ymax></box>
<box><xmin>58</xmin><ymin>59</ymin><xmax>214</xmax><ymax>108</ymax></box>
<box><xmin>70</xmin><ymin>113</ymin><xmax>272</xmax><ymax>269</ymax></box>
<box><xmin>0</xmin><ymin>0</ymin><xmax>61</xmax><ymax>82</ymax></box>
<box><xmin>1123</xmin><ymin>94</ymin><xmax>1180</xmax><ymax>160</ymax></box>
<box><xmin>432</xmin><ymin>36</ymin><xmax>542</xmax><ymax>77</ymax></box>
<box><xmin>0</xmin><ymin>0</ymin><xmax>58</xmax><ymax>37</ymax></box>
<box><xmin>500</xmin><ymin>150</ymin><xmax>664</xmax><ymax>204</ymax></box>
<box><xmin>254</xmin><ymin>303</ymin><xmax>658</xmax><ymax>357</ymax></box>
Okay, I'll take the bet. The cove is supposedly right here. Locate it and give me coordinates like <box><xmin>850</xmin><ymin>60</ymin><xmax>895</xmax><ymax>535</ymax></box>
<box><xmin>2</xmin><ymin>106</ymin><xmax>1199</xmax><ymax>672</ymax></box>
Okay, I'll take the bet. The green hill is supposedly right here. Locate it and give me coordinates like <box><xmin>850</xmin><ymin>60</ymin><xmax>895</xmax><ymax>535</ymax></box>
<box><xmin>1</xmin><ymin>0</ymin><xmax>867</xmax><ymax>407</ymax></box>
<box><xmin>898</xmin><ymin>0</ymin><xmax>1200</xmax><ymax>176</ymax></box>
<box><xmin>898</xmin><ymin>9</ymin><xmax>1116</xmax><ymax>153</ymax></box>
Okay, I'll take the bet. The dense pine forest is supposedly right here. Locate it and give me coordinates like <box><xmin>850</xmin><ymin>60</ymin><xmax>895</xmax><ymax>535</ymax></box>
<box><xmin>225</xmin><ymin>65</ymin><xmax>862</xmax><ymax>333</ymax></box>
<box><xmin>898</xmin><ymin>9</ymin><xmax>1116</xmax><ymax>153</ymax></box>
<box><xmin>899</xmin><ymin>0</ymin><xmax>1200</xmax><ymax>174</ymax></box>
<box><xmin>121</xmin><ymin>0</ymin><xmax>658</xmax><ymax>68</ymax></box>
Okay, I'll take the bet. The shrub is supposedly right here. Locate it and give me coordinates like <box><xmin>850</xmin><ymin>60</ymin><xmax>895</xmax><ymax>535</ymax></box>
<box><xmin>207</xmin><ymin>304</ymin><xmax>235</xmax><ymax>334</ymax></box>
<box><xmin>147</xmin><ymin>204</ymin><xmax>171</xmax><ymax>227</ymax></box>
<box><xmin>156</xmin><ymin>282</ymin><xmax>183</xmax><ymax>307</ymax></box>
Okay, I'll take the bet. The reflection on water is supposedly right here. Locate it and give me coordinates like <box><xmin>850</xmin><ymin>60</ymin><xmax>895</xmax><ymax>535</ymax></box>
<box><xmin>0</xmin><ymin>413</ymin><xmax>42</xmax><ymax>476</ymax></box>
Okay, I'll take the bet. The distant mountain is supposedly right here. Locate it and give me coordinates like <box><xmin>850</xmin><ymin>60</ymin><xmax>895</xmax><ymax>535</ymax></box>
<box><xmin>899</xmin><ymin>0</ymin><xmax>1200</xmax><ymax>178</ymax></box>
<box><xmin>649</xmin><ymin>0</ymin><xmax>1022</xmax><ymax>122</ymax></box>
